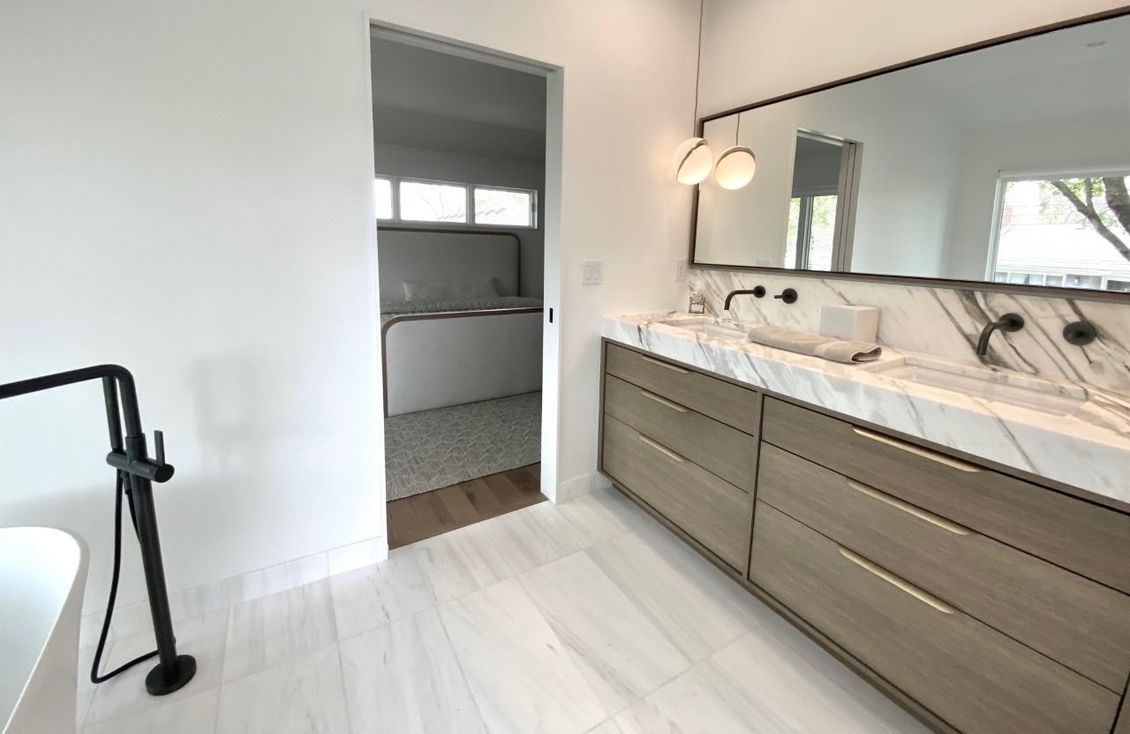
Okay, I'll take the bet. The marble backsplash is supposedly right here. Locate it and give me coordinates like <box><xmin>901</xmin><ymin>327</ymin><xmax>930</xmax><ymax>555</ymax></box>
<box><xmin>688</xmin><ymin>268</ymin><xmax>1130</xmax><ymax>395</ymax></box>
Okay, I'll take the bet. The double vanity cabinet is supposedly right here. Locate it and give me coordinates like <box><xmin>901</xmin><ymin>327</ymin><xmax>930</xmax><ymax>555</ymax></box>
<box><xmin>598</xmin><ymin>339</ymin><xmax>1130</xmax><ymax>734</ymax></box>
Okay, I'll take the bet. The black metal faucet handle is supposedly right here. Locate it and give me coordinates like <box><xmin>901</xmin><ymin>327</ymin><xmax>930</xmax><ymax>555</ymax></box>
<box><xmin>154</xmin><ymin>430</ymin><xmax>165</xmax><ymax>466</ymax></box>
<box><xmin>999</xmin><ymin>313</ymin><xmax>1025</xmax><ymax>332</ymax></box>
<box><xmin>773</xmin><ymin>288</ymin><xmax>798</xmax><ymax>304</ymax></box>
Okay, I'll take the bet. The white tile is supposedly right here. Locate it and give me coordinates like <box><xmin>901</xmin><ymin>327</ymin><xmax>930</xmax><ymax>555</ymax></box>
<box><xmin>553</xmin><ymin>487</ymin><xmax>650</xmax><ymax>547</ymax></box>
<box><xmin>328</xmin><ymin>535</ymin><xmax>388</xmax><ymax>576</ymax></box>
<box><xmin>86</xmin><ymin>608</ymin><xmax>227</xmax><ymax>725</ymax></box>
<box><xmin>76</xmin><ymin>643</ymin><xmax>105</xmax><ymax>727</ymax></box>
<box><xmin>81</xmin><ymin>611</ymin><xmax>112</xmax><ymax>650</ymax></box>
<box><xmin>711</xmin><ymin>624</ymin><xmax>929</xmax><ymax>733</ymax></box>
<box><xmin>222</xmin><ymin>579</ymin><xmax>337</xmax><ymax>682</ymax></box>
<box><xmin>520</xmin><ymin>552</ymin><xmax>690</xmax><ymax>701</ymax></box>
<box><xmin>631</xmin><ymin>626</ymin><xmax>933</xmax><ymax>734</ymax></box>
<box><xmin>589</xmin><ymin>701</ymin><xmax>682</xmax><ymax>734</ymax></box>
<box><xmin>339</xmin><ymin>608</ymin><xmax>485</xmax><ymax>734</ymax></box>
<box><xmin>586</xmin><ymin>531</ymin><xmax>757</xmax><ymax>661</ymax></box>
<box><xmin>641</xmin><ymin>657</ymin><xmax>795</xmax><ymax>734</ymax></box>
<box><xmin>439</xmin><ymin>577</ymin><xmax>619</xmax><ymax>733</ymax></box>
<box><xmin>411</xmin><ymin>520</ymin><xmax>519</xmax><ymax>602</ymax></box>
<box><xmin>480</xmin><ymin>500</ymin><xmax>587</xmax><ymax>574</ymax></box>
<box><xmin>215</xmin><ymin>645</ymin><xmax>349</xmax><ymax>734</ymax></box>
<box><xmin>83</xmin><ymin>688</ymin><xmax>219</xmax><ymax>734</ymax></box>
<box><xmin>330</xmin><ymin>548</ymin><xmax>436</xmax><ymax>641</ymax></box>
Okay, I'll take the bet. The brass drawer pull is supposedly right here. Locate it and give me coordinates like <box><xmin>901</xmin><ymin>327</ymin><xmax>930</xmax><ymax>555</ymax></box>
<box><xmin>838</xmin><ymin>547</ymin><xmax>957</xmax><ymax>615</ymax></box>
<box><xmin>638</xmin><ymin>434</ymin><xmax>684</xmax><ymax>463</ymax></box>
<box><xmin>640</xmin><ymin>355</ymin><xmax>690</xmax><ymax>374</ymax></box>
<box><xmin>640</xmin><ymin>389</ymin><xmax>688</xmax><ymax>413</ymax></box>
<box><xmin>847</xmin><ymin>479</ymin><xmax>971</xmax><ymax>536</ymax></box>
<box><xmin>852</xmin><ymin>427</ymin><xmax>981</xmax><ymax>473</ymax></box>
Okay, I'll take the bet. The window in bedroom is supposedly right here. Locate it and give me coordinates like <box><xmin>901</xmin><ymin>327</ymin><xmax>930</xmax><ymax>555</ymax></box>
<box><xmin>374</xmin><ymin>175</ymin><xmax>537</xmax><ymax>229</ymax></box>
<box><xmin>374</xmin><ymin>177</ymin><xmax>394</xmax><ymax>220</ymax></box>
<box><xmin>399</xmin><ymin>180</ymin><xmax>468</xmax><ymax>223</ymax></box>
<box><xmin>473</xmin><ymin>186</ymin><xmax>536</xmax><ymax>227</ymax></box>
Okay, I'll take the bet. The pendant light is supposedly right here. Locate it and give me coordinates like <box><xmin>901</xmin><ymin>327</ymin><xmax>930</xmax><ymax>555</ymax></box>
<box><xmin>714</xmin><ymin>113</ymin><xmax>756</xmax><ymax>190</ymax></box>
<box><xmin>674</xmin><ymin>0</ymin><xmax>711</xmax><ymax>185</ymax></box>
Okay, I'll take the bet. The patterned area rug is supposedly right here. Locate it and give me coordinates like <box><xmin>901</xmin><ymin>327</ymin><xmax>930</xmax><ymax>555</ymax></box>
<box><xmin>385</xmin><ymin>392</ymin><xmax>541</xmax><ymax>500</ymax></box>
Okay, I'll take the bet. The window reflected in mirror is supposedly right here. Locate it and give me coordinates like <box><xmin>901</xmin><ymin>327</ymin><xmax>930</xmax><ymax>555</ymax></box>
<box><xmin>991</xmin><ymin>174</ymin><xmax>1130</xmax><ymax>292</ymax></box>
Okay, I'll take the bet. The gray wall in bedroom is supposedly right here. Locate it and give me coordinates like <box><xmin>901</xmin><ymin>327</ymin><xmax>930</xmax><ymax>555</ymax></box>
<box><xmin>374</xmin><ymin>142</ymin><xmax>545</xmax><ymax>298</ymax></box>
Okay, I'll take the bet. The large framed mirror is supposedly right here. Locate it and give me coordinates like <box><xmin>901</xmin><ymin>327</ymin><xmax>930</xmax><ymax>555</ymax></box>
<box><xmin>690</xmin><ymin>8</ymin><xmax>1130</xmax><ymax>301</ymax></box>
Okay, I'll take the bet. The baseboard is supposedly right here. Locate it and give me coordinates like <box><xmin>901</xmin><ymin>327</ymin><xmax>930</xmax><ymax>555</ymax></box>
<box><xmin>555</xmin><ymin>470</ymin><xmax>612</xmax><ymax>503</ymax></box>
<box><xmin>82</xmin><ymin>534</ymin><xmax>389</xmax><ymax>646</ymax></box>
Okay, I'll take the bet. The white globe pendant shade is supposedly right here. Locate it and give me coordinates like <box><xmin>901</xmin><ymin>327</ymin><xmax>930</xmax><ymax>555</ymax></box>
<box><xmin>714</xmin><ymin>145</ymin><xmax>757</xmax><ymax>190</ymax></box>
<box><xmin>673</xmin><ymin>137</ymin><xmax>713</xmax><ymax>185</ymax></box>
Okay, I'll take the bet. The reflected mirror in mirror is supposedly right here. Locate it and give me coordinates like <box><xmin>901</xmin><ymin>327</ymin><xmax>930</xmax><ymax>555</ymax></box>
<box><xmin>692</xmin><ymin>12</ymin><xmax>1130</xmax><ymax>296</ymax></box>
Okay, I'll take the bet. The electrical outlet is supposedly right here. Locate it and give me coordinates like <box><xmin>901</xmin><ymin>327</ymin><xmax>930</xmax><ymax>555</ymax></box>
<box><xmin>675</xmin><ymin>259</ymin><xmax>688</xmax><ymax>282</ymax></box>
<box><xmin>582</xmin><ymin>261</ymin><xmax>603</xmax><ymax>286</ymax></box>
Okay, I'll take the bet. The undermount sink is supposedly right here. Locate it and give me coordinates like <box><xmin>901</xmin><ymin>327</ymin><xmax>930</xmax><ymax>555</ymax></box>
<box><xmin>657</xmin><ymin>317</ymin><xmax>748</xmax><ymax>340</ymax></box>
<box><xmin>866</xmin><ymin>355</ymin><xmax>1088</xmax><ymax>416</ymax></box>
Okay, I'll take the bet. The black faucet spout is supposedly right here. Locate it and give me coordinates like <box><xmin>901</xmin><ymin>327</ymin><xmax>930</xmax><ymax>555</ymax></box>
<box><xmin>723</xmin><ymin>287</ymin><xmax>766</xmax><ymax>311</ymax></box>
<box><xmin>976</xmin><ymin>313</ymin><xmax>1025</xmax><ymax>358</ymax></box>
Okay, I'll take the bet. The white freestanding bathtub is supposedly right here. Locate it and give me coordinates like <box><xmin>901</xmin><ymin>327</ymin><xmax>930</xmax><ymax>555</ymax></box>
<box><xmin>0</xmin><ymin>527</ymin><xmax>89</xmax><ymax>734</ymax></box>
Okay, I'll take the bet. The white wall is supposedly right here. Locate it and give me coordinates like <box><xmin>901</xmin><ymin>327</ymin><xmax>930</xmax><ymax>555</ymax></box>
<box><xmin>699</xmin><ymin>0</ymin><xmax>1128</xmax><ymax>117</ymax></box>
<box><xmin>0</xmin><ymin>0</ymin><xmax>697</xmax><ymax>610</ymax></box>
<box><xmin>374</xmin><ymin>142</ymin><xmax>546</xmax><ymax>297</ymax></box>
<box><xmin>695</xmin><ymin>76</ymin><xmax>961</xmax><ymax>277</ymax></box>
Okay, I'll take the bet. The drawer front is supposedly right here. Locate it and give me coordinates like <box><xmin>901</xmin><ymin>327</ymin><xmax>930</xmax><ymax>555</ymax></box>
<box><xmin>758</xmin><ymin>443</ymin><xmax>1130</xmax><ymax>692</ymax></box>
<box><xmin>762</xmin><ymin>397</ymin><xmax>1130</xmax><ymax>593</ymax></box>
<box><xmin>602</xmin><ymin>414</ymin><xmax>752</xmax><ymax>571</ymax></box>
<box><xmin>604</xmin><ymin>343</ymin><xmax>760</xmax><ymax>434</ymax></box>
<box><xmin>750</xmin><ymin>502</ymin><xmax>1120</xmax><ymax>734</ymax></box>
<box><xmin>604</xmin><ymin>374</ymin><xmax>756</xmax><ymax>492</ymax></box>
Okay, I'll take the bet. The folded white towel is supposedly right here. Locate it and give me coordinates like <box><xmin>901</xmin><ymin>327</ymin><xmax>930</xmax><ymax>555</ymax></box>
<box><xmin>747</xmin><ymin>324</ymin><xmax>882</xmax><ymax>364</ymax></box>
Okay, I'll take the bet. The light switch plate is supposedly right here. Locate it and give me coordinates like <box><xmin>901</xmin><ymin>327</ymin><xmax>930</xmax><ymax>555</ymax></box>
<box><xmin>675</xmin><ymin>259</ymin><xmax>687</xmax><ymax>282</ymax></box>
<box><xmin>582</xmin><ymin>261</ymin><xmax>603</xmax><ymax>285</ymax></box>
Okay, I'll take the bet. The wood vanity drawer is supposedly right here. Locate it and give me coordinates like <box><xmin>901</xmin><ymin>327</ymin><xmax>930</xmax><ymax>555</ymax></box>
<box><xmin>761</xmin><ymin>397</ymin><xmax>1130</xmax><ymax>593</ymax></box>
<box><xmin>604</xmin><ymin>343</ymin><xmax>759</xmax><ymax>434</ymax></box>
<box><xmin>749</xmin><ymin>502</ymin><xmax>1120</xmax><ymax>734</ymax></box>
<box><xmin>757</xmin><ymin>443</ymin><xmax>1130</xmax><ymax>692</ymax></box>
<box><xmin>602</xmin><ymin>414</ymin><xmax>752</xmax><ymax>571</ymax></box>
<box><xmin>603</xmin><ymin>374</ymin><xmax>756</xmax><ymax>492</ymax></box>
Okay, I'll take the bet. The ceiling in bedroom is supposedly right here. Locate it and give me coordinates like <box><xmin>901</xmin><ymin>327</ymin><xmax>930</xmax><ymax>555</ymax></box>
<box><xmin>370</xmin><ymin>38</ymin><xmax>546</xmax><ymax>162</ymax></box>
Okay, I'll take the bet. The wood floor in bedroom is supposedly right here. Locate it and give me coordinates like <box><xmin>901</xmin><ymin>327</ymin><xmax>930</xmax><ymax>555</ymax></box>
<box><xmin>386</xmin><ymin>463</ymin><xmax>544</xmax><ymax>549</ymax></box>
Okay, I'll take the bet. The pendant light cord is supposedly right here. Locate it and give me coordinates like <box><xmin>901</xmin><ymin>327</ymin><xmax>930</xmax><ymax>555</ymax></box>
<box><xmin>692</xmin><ymin>0</ymin><xmax>704</xmax><ymax>132</ymax></box>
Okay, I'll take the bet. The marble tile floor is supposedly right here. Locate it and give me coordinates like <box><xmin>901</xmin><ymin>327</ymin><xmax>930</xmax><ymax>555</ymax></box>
<box><xmin>77</xmin><ymin>487</ymin><xmax>929</xmax><ymax>733</ymax></box>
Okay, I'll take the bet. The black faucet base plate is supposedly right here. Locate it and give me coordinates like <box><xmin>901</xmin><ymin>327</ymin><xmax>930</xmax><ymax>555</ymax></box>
<box><xmin>145</xmin><ymin>654</ymin><xmax>197</xmax><ymax>696</ymax></box>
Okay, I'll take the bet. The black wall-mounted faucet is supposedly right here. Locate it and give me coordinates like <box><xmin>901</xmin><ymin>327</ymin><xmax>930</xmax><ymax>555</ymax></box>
<box><xmin>723</xmin><ymin>287</ymin><xmax>765</xmax><ymax>311</ymax></box>
<box><xmin>976</xmin><ymin>313</ymin><xmax>1024</xmax><ymax>358</ymax></box>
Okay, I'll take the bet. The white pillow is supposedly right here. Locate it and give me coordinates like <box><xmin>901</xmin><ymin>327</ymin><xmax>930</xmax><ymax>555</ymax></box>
<box><xmin>402</xmin><ymin>278</ymin><xmax>500</xmax><ymax>302</ymax></box>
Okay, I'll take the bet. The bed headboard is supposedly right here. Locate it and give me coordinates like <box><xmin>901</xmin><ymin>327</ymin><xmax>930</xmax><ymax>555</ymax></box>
<box><xmin>377</xmin><ymin>227</ymin><xmax>521</xmax><ymax>303</ymax></box>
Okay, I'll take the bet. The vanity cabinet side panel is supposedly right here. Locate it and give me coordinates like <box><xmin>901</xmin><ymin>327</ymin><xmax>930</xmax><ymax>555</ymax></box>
<box><xmin>761</xmin><ymin>397</ymin><xmax>1130</xmax><ymax>593</ymax></box>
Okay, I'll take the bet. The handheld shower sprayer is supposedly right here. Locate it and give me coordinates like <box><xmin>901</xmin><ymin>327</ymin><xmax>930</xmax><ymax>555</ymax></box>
<box><xmin>0</xmin><ymin>365</ymin><xmax>196</xmax><ymax>696</ymax></box>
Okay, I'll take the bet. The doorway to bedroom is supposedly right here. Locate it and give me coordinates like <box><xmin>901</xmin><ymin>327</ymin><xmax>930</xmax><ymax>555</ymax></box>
<box><xmin>370</xmin><ymin>29</ymin><xmax>553</xmax><ymax>548</ymax></box>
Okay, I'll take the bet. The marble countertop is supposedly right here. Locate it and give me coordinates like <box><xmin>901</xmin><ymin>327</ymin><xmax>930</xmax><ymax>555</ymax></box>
<box><xmin>603</xmin><ymin>311</ymin><xmax>1130</xmax><ymax>505</ymax></box>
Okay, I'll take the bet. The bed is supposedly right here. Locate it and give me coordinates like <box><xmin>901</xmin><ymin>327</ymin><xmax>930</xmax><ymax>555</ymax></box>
<box><xmin>378</xmin><ymin>227</ymin><xmax>544</xmax><ymax>417</ymax></box>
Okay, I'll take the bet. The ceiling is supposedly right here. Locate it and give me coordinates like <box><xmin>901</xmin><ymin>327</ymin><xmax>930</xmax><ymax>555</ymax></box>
<box><xmin>885</xmin><ymin>14</ymin><xmax>1130</xmax><ymax>130</ymax></box>
<box><xmin>370</xmin><ymin>37</ymin><xmax>546</xmax><ymax>162</ymax></box>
